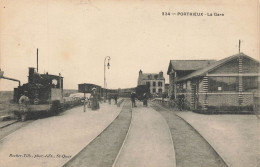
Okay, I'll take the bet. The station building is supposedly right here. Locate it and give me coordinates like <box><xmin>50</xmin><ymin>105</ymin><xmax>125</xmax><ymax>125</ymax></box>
<box><xmin>168</xmin><ymin>53</ymin><xmax>259</xmax><ymax>113</ymax></box>
<box><xmin>137</xmin><ymin>70</ymin><xmax>165</xmax><ymax>95</ymax></box>
<box><xmin>167</xmin><ymin>59</ymin><xmax>216</xmax><ymax>98</ymax></box>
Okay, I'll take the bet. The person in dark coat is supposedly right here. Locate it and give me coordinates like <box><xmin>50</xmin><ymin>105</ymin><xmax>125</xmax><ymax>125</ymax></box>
<box><xmin>131</xmin><ymin>92</ymin><xmax>136</xmax><ymax>107</ymax></box>
<box><xmin>91</xmin><ymin>88</ymin><xmax>99</xmax><ymax>110</ymax></box>
<box><xmin>143</xmin><ymin>93</ymin><xmax>148</xmax><ymax>107</ymax></box>
<box><xmin>114</xmin><ymin>94</ymin><xmax>118</xmax><ymax>104</ymax></box>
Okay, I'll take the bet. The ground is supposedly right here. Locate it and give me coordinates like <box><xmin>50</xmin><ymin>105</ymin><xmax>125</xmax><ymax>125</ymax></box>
<box><xmin>0</xmin><ymin>99</ymin><xmax>259</xmax><ymax>167</ymax></box>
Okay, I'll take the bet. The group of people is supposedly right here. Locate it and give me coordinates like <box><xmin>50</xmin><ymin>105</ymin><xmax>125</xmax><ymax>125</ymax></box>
<box><xmin>88</xmin><ymin>88</ymin><xmax>119</xmax><ymax>110</ymax></box>
<box><xmin>130</xmin><ymin>92</ymin><xmax>148</xmax><ymax>108</ymax></box>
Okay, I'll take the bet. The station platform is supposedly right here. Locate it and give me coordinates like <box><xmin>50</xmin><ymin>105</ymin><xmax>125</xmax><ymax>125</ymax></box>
<box><xmin>0</xmin><ymin>102</ymin><xmax>122</xmax><ymax>167</ymax></box>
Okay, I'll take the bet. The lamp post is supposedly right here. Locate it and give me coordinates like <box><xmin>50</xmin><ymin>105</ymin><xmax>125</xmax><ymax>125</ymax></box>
<box><xmin>104</xmin><ymin>56</ymin><xmax>111</xmax><ymax>102</ymax></box>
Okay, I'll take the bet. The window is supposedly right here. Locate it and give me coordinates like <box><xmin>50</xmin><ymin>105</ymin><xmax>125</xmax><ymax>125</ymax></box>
<box><xmin>177</xmin><ymin>83</ymin><xmax>184</xmax><ymax>93</ymax></box>
<box><xmin>153</xmin><ymin>88</ymin><xmax>156</xmax><ymax>93</ymax></box>
<box><xmin>158</xmin><ymin>82</ymin><xmax>162</xmax><ymax>87</ymax></box>
<box><xmin>154</xmin><ymin>75</ymin><xmax>158</xmax><ymax>79</ymax></box>
<box><xmin>208</xmin><ymin>77</ymin><xmax>238</xmax><ymax>92</ymax></box>
<box><xmin>153</xmin><ymin>82</ymin><xmax>156</xmax><ymax>87</ymax></box>
<box><xmin>146</xmin><ymin>82</ymin><xmax>150</xmax><ymax>87</ymax></box>
<box><xmin>158</xmin><ymin>89</ymin><xmax>162</xmax><ymax>93</ymax></box>
<box><xmin>243</xmin><ymin>76</ymin><xmax>259</xmax><ymax>91</ymax></box>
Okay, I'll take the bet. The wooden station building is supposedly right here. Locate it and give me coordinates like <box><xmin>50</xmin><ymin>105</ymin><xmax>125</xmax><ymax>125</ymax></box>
<box><xmin>168</xmin><ymin>53</ymin><xmax>259</xmax><ymax>113</ymax></box>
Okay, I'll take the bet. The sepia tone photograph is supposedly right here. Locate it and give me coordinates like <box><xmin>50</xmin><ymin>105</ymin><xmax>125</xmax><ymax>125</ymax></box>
<box><xmin>0</xmin><ymin>0</ymin><xmax>259</xmax><ymax>166</ymax></box>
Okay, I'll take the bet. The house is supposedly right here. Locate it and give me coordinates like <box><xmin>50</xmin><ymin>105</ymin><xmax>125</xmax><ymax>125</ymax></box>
<box><xmin>137</xmin><ymin>70</ymin><xmax>165</xmax><ymax>95</ymax></box>
<box><xmin>175</xmin><ymin>53</ymin><xmax>259</xmax><ymax>113</ymax></box>
<box><xmin>167</xmin><ymin>59</ymin><xmax>216</xmax><ymax>98</ymax></box>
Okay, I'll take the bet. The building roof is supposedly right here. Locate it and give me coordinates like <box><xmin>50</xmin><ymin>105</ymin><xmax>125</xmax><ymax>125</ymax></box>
<box><xmin>177</xmin><ymin>53</ymin><xmax>259</xmax><ymax>82</ymax></box>
<box><xmin>140</xmin><ymin>73</ymin><xmax>165</xmax><ymax>80</ymax></box>
<box><xmin>167</xmin><ymin>59</ymin><xmax>216</xmax><ymax>74</ymax></box>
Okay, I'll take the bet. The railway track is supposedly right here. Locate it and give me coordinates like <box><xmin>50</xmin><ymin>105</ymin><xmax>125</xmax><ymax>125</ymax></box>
<box><xmin>0</xmin><ymin>120</ymin><xmax>34</xmax><ymax>141</ymax></box>
<box><xmin>150</xmin><ymin>102</ymin><xmax>228</xmax><ymax>167</ymax></box>
<box><xmin>63</xmin><ymin>100</ymin><xmax>132</xmax><ymax>167</ymax></box>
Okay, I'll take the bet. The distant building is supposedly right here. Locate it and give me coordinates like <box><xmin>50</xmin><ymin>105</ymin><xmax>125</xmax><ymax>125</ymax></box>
<box><xmin>167</xmin><ymin>59</ymin><xmax>216</xmax><ymax>98</ymax></box>
<box><xmin>173</xmin><ymin>53</ymin><xmax>259</xmax><ymax>112</ymax></box>
<box><xmin>137</xmin><ymin>70</ymin><xmax>165</xmax><ymax>95</ymax></box>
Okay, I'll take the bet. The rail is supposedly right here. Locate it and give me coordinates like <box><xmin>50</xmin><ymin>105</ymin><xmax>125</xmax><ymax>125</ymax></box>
<box><xmin>150</xmin><ymin>102</ymin><xmax>229</xmax><ymax>167</ymax></box>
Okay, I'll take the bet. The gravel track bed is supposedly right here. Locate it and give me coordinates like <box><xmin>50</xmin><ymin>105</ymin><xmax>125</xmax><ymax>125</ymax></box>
<box><xmin>64</xmin><ymin>100</ymin><xmax>132</xmax><ymax>167</ymax></box>
<box><xmin>151</xmin><ymin>102</ymin><xmax>227</xmax><ymax>167</ymax></box>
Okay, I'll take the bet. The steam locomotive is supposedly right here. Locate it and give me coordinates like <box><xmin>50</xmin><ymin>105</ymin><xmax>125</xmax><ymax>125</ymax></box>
<box><xmin>12</xmin><ymin>67</ymin><xmax>69</xmax><ymax>121</ymax></box>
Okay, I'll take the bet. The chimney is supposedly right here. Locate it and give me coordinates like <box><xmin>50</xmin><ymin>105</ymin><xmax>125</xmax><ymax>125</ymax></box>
<box><xmin>28</xmin><ymin>67</ymin><xmax>35</xmax><ymax>83</ymax></box>
<box><xmin>139</xmin><ymin>70</ymin><xmax>142</xmax><ymax>75</ymax></box>
<box><xmin>159</xmin><ymin>71</ymin><xmax>163</xmax><ymax>77</ymax></box>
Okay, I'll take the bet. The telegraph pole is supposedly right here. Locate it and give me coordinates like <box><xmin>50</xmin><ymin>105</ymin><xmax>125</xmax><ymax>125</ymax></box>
<box><xmin>239</xmin><ymin>39</ymin><xmax>241</xmax><ymax>53</ymax></box>
<box><xmin>37</xmin><ymin>48</ymin><xmax>39</xmax><ymax>72</ymax></box>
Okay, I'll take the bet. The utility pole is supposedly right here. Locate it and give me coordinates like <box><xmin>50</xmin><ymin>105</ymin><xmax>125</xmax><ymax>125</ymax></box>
<box><xmin>239</xmin><ymin>39</ymin><xmax>241</xmax><ymax>53</ymax></box>
<box><xmin>37</xmin><ymin>48</ymin><xmax>39</xmax><ymax>72</ymax></box>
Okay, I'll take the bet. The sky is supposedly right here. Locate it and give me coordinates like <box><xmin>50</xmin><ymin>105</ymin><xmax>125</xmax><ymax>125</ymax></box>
<box><xmin>0</xmin><ymin>0</ymin><xmax>259</xmax><ymax>91</ymax></box>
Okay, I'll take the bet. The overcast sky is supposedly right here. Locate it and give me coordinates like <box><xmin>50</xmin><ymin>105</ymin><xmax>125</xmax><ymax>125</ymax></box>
<box><xmin>0</xmin><ymin>0</ymin><xmax>259</xmax><ymax>91</ymax></box>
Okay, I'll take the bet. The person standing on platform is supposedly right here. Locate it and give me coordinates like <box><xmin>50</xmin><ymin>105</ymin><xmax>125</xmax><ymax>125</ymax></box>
<box><xmin>143</xmin><ymin>93</ymin><xmax>148</xmax><ymax>107</ymax></box>
<box><xmin>18</xmin><ymin>91</ymin><xmax>30</xmax><ymax>121</ymax></box>
<box><xmin>131</xmin><ymin>92</ymin><xmax>136</xmax><ymax>107</ymax></box>
<box><xmin>91</xmin><ymin>87</ymin><xmax>99</xmax><ymax>110</ymax></box>
<box><xmin>19</xmin><ymin>91</ymin><xmax>30</xmax><ymax>112</ymax></box>
<box><xmin>114</xmin><ymin>94</ymin><xmax>118</xmax><ymax>105</ymax></box>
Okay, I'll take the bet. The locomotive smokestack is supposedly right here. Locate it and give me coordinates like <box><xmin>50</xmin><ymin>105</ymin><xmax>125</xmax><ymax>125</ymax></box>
<box><xmin>37</xmin><ymin>48</ymin><xmax>39</xmax><ymax>72</ymax></box>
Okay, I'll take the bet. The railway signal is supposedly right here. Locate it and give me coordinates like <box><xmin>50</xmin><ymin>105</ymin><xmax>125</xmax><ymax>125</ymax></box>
<box><xmin>0</xmin><ymin>69</ymin><xmax>21</xmax><ymax>86</ymax></box>
<box><xmin>0</xmin><ymin>69</ymin><xmax>3</xmax><ymax>78</ymax></box>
